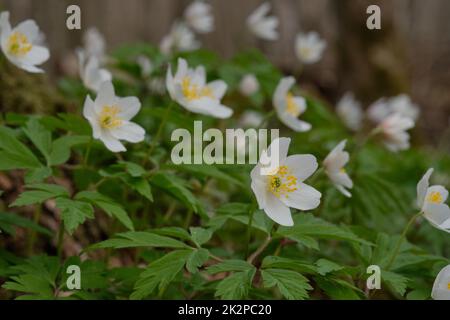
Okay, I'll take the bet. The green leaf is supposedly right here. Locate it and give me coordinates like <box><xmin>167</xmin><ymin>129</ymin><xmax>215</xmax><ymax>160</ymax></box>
<box><xmin>382</xmin><ymin>270</ymin><xmax>409</xmax><ymax>296</ymax></box>
<box><xmin>23</xmin><ymin>118</ymin><xmax>52</xmax><ymax>164</ymax></box>
<box><xmin>118</xmin><ymin>161</ymin><xmax>146</xmax><ymax>177</ymax></box>
<box><xmin>75</xmin><ymin>191</ymin><xmax>134</xmax><ymax>231</ymax></box>
<box><xmin>315</xmin><ymin>259</ymin><xmax>345</xmax><ymax>276</ymax></box>
<box><xmin>0</xmin><ymin>126</ymin><xmax>41</xmax><ymax>170</ymax></box>
<box><xmin>261</xmin><ymin>256</ymin><xmax>317</xmax><ymax>274</ymax></box>
<box><xmin>315</xmin><ymin>277</ymin><xmax>362</xmax><ymax>300</ymax></box>
<box><xmin>150</xmin><ymin>227</ymin><xmax>191</xmax><ymax>241</ymax></box>
<box><xmin>55</xmin><ymin>198</ymin><xmax>94</xmax><ymax>234</ymax></box>
<box><xmin>11</xmin><ymin>184</ymin><xmax>69</xmax><ymax>207</ymax></box>
<box><xmin>49</xmin><ymin>135</ymin><xmax>91</xmax><ymax>166</ymax></box>
<box><xmin>207</xmin><ymin>260</ymin><xmax>254</xmax><ymax>274</ymax></box>
<box><xmin>89</xmin><ymin>231</ymin><xmax>188</xmax><ymax>250</ymax></box>
<box><xmin>215</xmin><ymin>268</ymin><xmax>256</xmax><ymax>300</ymax></box>
<box><xmin>276</xmin><ymin>214</ymin><xmax>372</xmax><ymax>247</ymax></box>
<box><xmin>186</xmin><ymin>248</ymin><xmax>209</xmax><ymax>273</ymax></box>
<box><xmin>189</xmin><ymin>227</ymin><xmax>212</xmax><ymax>247</ymax></box>
<box><xmin>24</xmin><ymin>167</ymin><xmax>52</xmax><ymax>184</ymax></box>
<box><xmin>150</xmin><ymin>172</ymin><xmax>205</xmax><ymax>217</ymax></box>
<box><xmin>167</xmin><ymin>164</ymin><xmax>243</xmax><ymax>186</ymax></box>
<box><xmin>124</xmin><ymin>177</ymin><xmax>153</xmax><ymax>202</ymax></box>
<box><xmin>131</xmin><ymin>250</ymin><xmax>191</xmax><ymax>300</ymax></box>
<box><xmin>261</xmin><ymin>268</ymin><xmax>312</xmax><ymax>300</ymax></box>
<box><xmin>0</xmin><ymin>212</ymin><xmax>52</xmax><ymax>236</ymax></box>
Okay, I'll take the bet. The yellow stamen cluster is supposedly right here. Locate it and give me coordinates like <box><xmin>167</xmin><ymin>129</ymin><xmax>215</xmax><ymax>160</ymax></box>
<box><xmin>181</xmin><ymin>77</ymin><xmax>214</xmax><ymax>101</ymax></box>
<box><xmin>7</xmin><ymin>32</ymin><xmax>32</xmax><ymax>57</ymax></box>
<box><xmin>267</xmin><ymin>165</ymin><xmax>298</xmax><ymax>198</ymax></box>
<box><xmin>427</xmin><ymin>191</ymin><xmax>443</xmax><ymax>204</ymax></box>
<box><xmin>99</xmin><ymin>106</ymin><xmax>122</xmax><ymax>129</ymax></box>
<box><xmin>285</xmin><ymin>93</ymin><xmax>301</xmax><ymax>117</ymax></box>
<box><xmin>447</xmin><ymin>282</ymin><xmax>450</xmax><ymax>290</ymax></box>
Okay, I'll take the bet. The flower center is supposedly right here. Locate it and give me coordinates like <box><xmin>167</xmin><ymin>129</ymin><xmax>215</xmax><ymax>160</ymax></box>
<box><xmin>267</xmin><ymin>165</ymin><xmax>298</xmax><ymax>198</ymax></box>
<box><xmin>7</xmin><ymin>32</ymin><xmax>33</xmax><ymax>57</ymax></box>
<box><xmin>99</xmin><ymin>105</ymin><xmax>122</xmax><ymax>129</ymax></box>
<box><xmin>285</xmin><ymin>93</ymin><xmax>301</xmax><ymax>117</ymax></box>
<box><xmin>181</xmin><ymin>77</ymin><xmax>214</xmax><ymax>101</ymax></box>
<box><xmin>427</xmin><ymin>191</ymin><xmax>443</xmax><ymax>204</ymax></box>
<box><xmin>299</xmin><ymin>46</ymin><xmax>312</xmax><ymax>59</ymax></box>
<box><xmin>447</xmin><ymin>282</ymin><xmax>450</xmax><ymax>290</ymax></box>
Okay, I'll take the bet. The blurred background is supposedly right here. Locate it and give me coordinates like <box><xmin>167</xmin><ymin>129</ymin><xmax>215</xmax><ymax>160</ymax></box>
<box><xmin>1</xmin><ymin>0</ymin><xmax>450</xmax><ymax>140</ymax></box>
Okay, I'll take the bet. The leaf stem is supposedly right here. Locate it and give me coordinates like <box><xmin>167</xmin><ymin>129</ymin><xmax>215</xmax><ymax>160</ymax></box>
<box><xmin>83</xmin><ymin>137</ymin><xmax>93</xmax><ymax>167</ymax></box>
<box><xmin>245</xmin><ymin>203</ymin><xmax>256</xmax><ymax>259</ymax></box>
<box><xmin>143</xmin><ymin>101</ymin><xmax>175</xmax><ymax>166</ymax></box>
<box><xmin>247</xmin><ymin>234</ymin><xmax>272</xmax><ymax>264</ymax></box>
<box><xmin>386</xmin><ymin>212</ymin><xmax>422</xmax><ymax>270</ymax></box>
<box><xmin>56</xmin><ymin>221</ymin><xmax>65</xmax><ymax>262</ymax></box>
<box><xmin>27</xmin><ymin>205</ymin><xmax>42</xmax><ymax>255</ymax></box>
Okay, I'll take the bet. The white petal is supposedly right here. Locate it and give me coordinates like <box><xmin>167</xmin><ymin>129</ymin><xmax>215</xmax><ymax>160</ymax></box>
<box><xmin>14</xmin><ymin>19</ymin><xmax>39</xmax><ymax>42</ymax></box>
<box><xmin>263</xmin><ymin>194</ymin><xmax>293</xmax><ymax>226</ymax></box>
<box><xmin>278</xmin><ymin>114</ymin><xmax>312</xmax><ymax>132</ymax></box>
<box><xmin>207</xmin><ymin>80</ymin><xmax>227</xmax><ymax>100</ymax></box>
<box><xmin>336</xmin><ymin>184</ymin><xmax>352</xmax><ymax>198</ymax></box>
<box><xmin>23</xmin><ymin>45</ymin><xmax>49</xmax><ymax>65</ymax></box>
<box><xmin>423</xmin><ymin>203</ymin><xmax>450</xmax><ymax>230</ymax></box>
<box><xmin>273</xmin><ymin>76</ymin><xmax>295</xmax><ymax>111</ymax></box>
<box><xmin>283</xmin><ymin>154</ymin><xmax>318</xmax><ymax>182</ymax></box>
<box><xmin>417</xmin><ymin>168</ymin><xmax>433</xmax><ymax>208</ymax></box>
<box><xmin>18</xmin><ymin>63</ymin><xmax>44</xmax><ymax>73</ymax></box>
<box><xmin>95</xmin><ymin>81</ymin><xmax>116</xmax><ymax>109</ymax></box>
<box><xmin>98</xmin><ymin>130</ymin><xmax>126</xmax><ymax>153</ymax></box>
<box><xmin>118</xmin><ymin>97</ymin><xmax>141</xmax><ymax>120</ymax></box>
<box><xmin>109</xmin><ymin>121</ymin><xmax>145</xmax><ymax>143</ymax></box>
<box><xmin>251</xmin><ymin>178</ymin><xmax>267</xmax><ymax>209</ymax></box>
<box><xmin>267</xmin><ymin>137</ymin><xmax>290</xmax><ymax>164</ymax></box>
<box><xmin>280</xmin><ymin>182</ymin><xmax>321</xmax><ymax>211</ymax></box>
<box><xmin>431</xmin><ymin>265</ymin><xmax>450</xmax><ymax>300</ymax></box>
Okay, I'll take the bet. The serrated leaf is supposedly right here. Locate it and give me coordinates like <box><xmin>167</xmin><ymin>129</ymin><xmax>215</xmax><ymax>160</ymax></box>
<box><xmin>167</xmin><ymin>164</ymin><xmax>243</xmax><ymax>186</ymax></box>
<box><xmin>215</xmin><ymin>268</ymin><xmax>256</xmax><ymax>300</ymax></box>
<box><xmin>49</xmin><ymin>135</ymin><xmax>91</xmax><ymax>166</ymax></box>
<box><xmin>11</xmin><ymin>184</ymin><xmax>69</xmax><ymax>207</ymax></box>
<box><xmin>189</xmin><ymin>227</ymin><xmax>212</xmax><ymax>247</ymax></box>
<box><xmin>261</xmin><ymin>268</ymin><xmax>312</xmax><ymax>300</ymax></box>
<box><xmin>75</xmin><ymin>191</ymin><xmax>134</xmax><ymax>231</ymax></box>
<box><xmin>261</xmin><ymin>256</ymin><xmax>317</xmax><ymax>274</ymax></box>
<box><xmin>124</xmin><ymin>177</ymin><xmax>153</xmax><ymax>202</ymax></box>
<box><xmin>0</xmin><ymin>126</ymin><xmax>41</xmax><ymax>170</ymax></box>
<box><xmin>131</xmin><ymin>250</ymin><xmax>191</xmax><ymax>300</ymax></box>
<box><xmin>315</xmin><ymin>259</ymin><xmax>344</xmax><ymax>276</ymax></box>
<box><xmin>23</xmin><ymin>118</ymin><xmax>52</xmax><ymax>164</ymax></box>
<box><xmin>207</xmin><ymin>260</ymin><xmax>254</xmax><ymax>274</ymax></box>
<box><xmin>186</xmin><ymin>248</ymin><xmax>209</xmax><ymax>273</ymax></box>
<box><xmin>0</xmin><ymin>212</ymin><xmax>52</xmax><ymax>236</ymax></box>
<box><xmin>315</xmin><ymin>277</ymin><xmax>362</xmax><ymax>300</ymax></box>
<box><xmin>150</xmin><ymin>172</ymin><xmax>205</xmax><ymax>217</ymax></box>
<box><xmin>55</xmin><ymin>198</ymin><xmax>94</xmax><ymax>234</ymax></box>
<box><xmin>150</xmin><ymin>227</ymin><xmax>191</xmax><ymax>241</ymax></box>
<box><xmin>89</xmin><ymin>231</ymin><xmax>188</xmax><ymax>250</ymax></box>
<box><xmin>382</xmin><ymin>270</ymin><xmax>409</xmax><ymax>296</ymax></box>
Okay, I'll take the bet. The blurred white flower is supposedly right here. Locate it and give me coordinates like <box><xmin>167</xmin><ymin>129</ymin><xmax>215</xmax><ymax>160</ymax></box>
<box><xmin>83</xmin><ymin>81</ymin><xmax>145</xmax><ymax>152</ymax></box>
<box><xmin>417</xmin><ymin>168</ymin><xmax>450</xmax><ymax>233</ymax></box>
<box><xmin>184</xmin><ymin>1</ymin><xmax>214</xmax><ymax>34</ymax></box>
<box><xmin>377</xmin><ymin>113</ymin><xmax>414</xmax><ymax>152</ymax></box>
<box><xmin>389</xmin><ymin>94</ymin><xmax>420</xmax><ymax>121</ymax></box>
<box><xmin>323</xmin><ymin>140</ymin><xmax>353</xmax><ymax>197</ymax></box>
<box><xmin>295</xmin><ymin>31</ymin><xmax>326</xmax><ymax>65</ymax></box>
<box><xmin>160</xmin><ymin>22</ymin><xmax>199</xmax><ymax>55</ymax></box>
<box><xmin>239</xmin><ymin>74</ymin><xmax>260</xmax><ymax>97</ymax></box>
<box><xmin>83</xmin><ymin>27</ymin><xmax>106</xmax><ymax>61</ymax></box>
<box><xmin>77</xmin><ymin>49</ymin><xmax>112</xmax><ymax>92</ymax></box>
<box><xmin>147</xmin><ymin>77</ymin><xmax>166</xmax><ymax>95</ymax></box>
<box><xmin>251</xmin><ymin>137</ymin><xmax>321</xmax><ymax>226</ymax></box>
<box><xmin>431</xmin><ymin>265</ymin><xmax>450</xmax><ymax>300</ymax></box>
<box><xmin>136</xmin><ymin>55</ymin><xmax>153</xmax><ymax>78</ymax></box>
<box><xmin>166</xmin><ymin>58</ymin><xmax>232</xmax><ymax>118</ymax></box>
<box><xmin>247</xmin><ymin>2</ymin><xmax>279</xmax><ymax>41</ymax></box>
<box><xmin>336</xmin><ymin>92</ymin><xmax>363</xmax><ymax>131</ymax></box>
<box><xmin>239</xmin><ymin>110</ymin><xmax>264</xmax><ymax>128</ymax></box>
<box><xmin>273</xmin><ymin>77</ymin><xmax>311</xmax><ymax>132</ymax></box>
<box><xmin>0</xmin><ymin>11</ymin><xmax>50</xmax><ymax>73</ymax></box>
<box><xmin>368</xmin><ymin>94</ymin><xmax>419</xmax><ymax>123</ymax></box>
<box><xmin>367</xmin><ymin>98</ymin><xmax>390</xmax><ymax>123</ymax></box>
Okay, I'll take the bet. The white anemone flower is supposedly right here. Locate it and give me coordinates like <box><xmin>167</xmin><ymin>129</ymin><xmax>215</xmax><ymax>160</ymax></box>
<box><xmin>239</xmin><ymin>74</ymin><xmax>260</xmax><ymax>97</ymax></box>
<box><xmin>336</xmin><ymin>92</ymin><xmax>363</xmax><ymax>131</ymax></box>
<box><xmin>184</xmin><ymin>1</ymin><xmax>214</xmax><ymax>34</ymax></box>
<box><xmin>273</xmin><ymin>77</ymin><xmax>311</xmax><ymax>132</ymax></box>
<box><xmin>239</xmin><ymin>110</ymin><xmax>264</xmax><ymax>128</ymax></box>
<box><xmin>160</xmin><ymin>22</ymin><xmax>199</xmax><ymax>55</ymax></box>
<box><xmin>251</xmin><ymin>137</ymin><xmax>321</xmax><ymax>226</ymax></box>
<box><xmin>417</xmin><ymin>168</ymin><xmax>450</xmax><ymax>233</ymax></box>
<box><xmin>368</xmin><ymin>95</ymin><xmax>419</xmax><ymax>123</ymax></box>
<box><xmin>136</xmin><ymin>55</ymin><xmax>153</xmax><ymax>78</ymax></box>
<box><xmin>166</xmin><ymin>58</ymin><xmax>233</xmax><ymax>118</ymax></box>
<box><xmin>389</xmin><ymin>94</ymin><xmax>420</xmax><ymax>121</ymax></box>
<box><xmin>246</xmin><ymin>2</ymin><xmax>279</xmax><ymax>41</ymax></box>
<box><xmin>431</xmin><ymin>265</ymin><xmax>450</xmax><ymax>300</ymax></box>
<box><xmin>82</xmin><ymin>27</ymin><xmax>106</xmax><ymax>61</ymax></box>
<box><xmin>295</xmin><ymin>31</ymin><xmax>326</xmax><ymax>65</ymax></box>
<box><xmin>83</xmin><ymin>81</ymin><xmax>145</xmax><ymax>152</ymax></box>
<box><xmin>323</xmin><ymin>140</ymin><xmax>353</xmax><ymax>197</ymax></box>
<box><xmin>0</xmin><ymin>11</ymin><xmax>50</xmax><ymax>73</ymax></box>
<box><xmin>377</xmin><ymin>112</ymin><xmax>414</xmax><ymax>152</ymax></box>
<box><xmin>77</xmin><ymin>49</ymin><xmax>112</xmax><ymax>92</ymax></box>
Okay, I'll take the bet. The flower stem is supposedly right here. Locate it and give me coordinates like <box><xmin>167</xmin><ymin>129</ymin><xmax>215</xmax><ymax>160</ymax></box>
<box><xmin>256</xmin><ymin>110</ymin><xmax>276</xmax><ymax>130</ymax></box>
<box><xmin>245</xmin><ymin>203</ymin><xmax>256</xmax><ymax>259</ymax></box>
<box><xmin>143</xmin><ymin>101</ymin><xmax>175</xmax><ymax>166</ymax></box>
<box><xmin>27</xmin><ymin>205</ymin><xmax>42</xmax><ymax>255</ymax></box>
<box><xmin>247</xmin><ymin>234</ymin><xmax>272</xmax><ymax>264</ymax></box>
<box><xmin>83</xmin><ymin>137</ymin><xmax>93</xmax><ymax>167</ymax></box>
<box><xmin>57</xmin><ymin>221</ymin><xmax>65</xmax><ymax>262</ymax></box>
<box><xmin>386</xmin><ymin>212</ymin><xmax>422</xmax><ymax>270</ymax></box>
